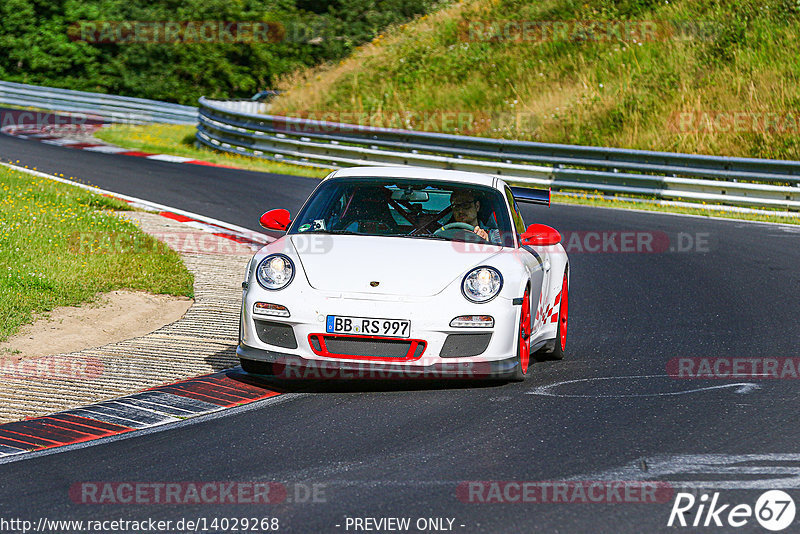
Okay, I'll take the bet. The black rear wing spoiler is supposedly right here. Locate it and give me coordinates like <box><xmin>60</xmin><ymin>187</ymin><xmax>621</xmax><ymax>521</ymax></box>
<box><xmin>509</xmin><ymin>186</ymin><xmax>550</xmax><ymax>207</ymax></box>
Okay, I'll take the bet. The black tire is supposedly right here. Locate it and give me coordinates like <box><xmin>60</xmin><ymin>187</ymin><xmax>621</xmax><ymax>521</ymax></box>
<box><xmin>533</xmin><ymin>340</ymin><xmax>556</xmax><ymax>362</ymax></box>
<box><xmin>509</xmin><ymin>287</ymin><xmax>532</xmax><ymax>382</ymax></box>
<box><xmin>547</xmin><ymin>315</ymin><xmax>566</xmax><ymax>361</ymax></box>
<box><xmin>240</xmin><ymin>358</ymin><xmax>274</xmax><ymax>375</ymax></box>
<box><xmin>509</xmin><ymin>345</ymin><xmax>526</xmax><ymax>382</ymax></box>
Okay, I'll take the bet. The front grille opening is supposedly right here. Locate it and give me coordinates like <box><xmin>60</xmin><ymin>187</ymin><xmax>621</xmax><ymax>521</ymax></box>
<box><xmin>309</xmin><ymin>334</ymin><xmax>426</xmax><ymax>360</ymax></box>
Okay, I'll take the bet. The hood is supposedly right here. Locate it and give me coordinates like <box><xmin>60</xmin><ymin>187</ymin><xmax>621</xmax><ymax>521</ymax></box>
<box><xmin>292</xmin><ymin>235</ymin><xmax>502</xmax><ymax>297</ymax></box>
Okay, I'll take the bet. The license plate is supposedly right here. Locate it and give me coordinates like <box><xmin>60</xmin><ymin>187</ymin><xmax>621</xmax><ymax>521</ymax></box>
<box><xmin>326</xmin><ymin>315</ymin><xmax>410</xmax><ymax>338</ymax></box>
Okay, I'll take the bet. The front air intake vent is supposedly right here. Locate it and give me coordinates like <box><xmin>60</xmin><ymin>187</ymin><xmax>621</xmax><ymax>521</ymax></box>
<box><xmin>254</xmin><ymin>320</ymin><xmax>297</xmax><ymax>349</ymax></box>
<box><xmin>439</xmin><ymin>334</ymin><xmax>492</xmax><ymax>358</ymax></box>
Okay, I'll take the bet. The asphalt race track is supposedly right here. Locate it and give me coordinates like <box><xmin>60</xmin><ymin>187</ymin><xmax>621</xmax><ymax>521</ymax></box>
<box><xmin>1</xmin><ymin>131</ymin><xmax>800</xmax><ymax>533</ymax></box>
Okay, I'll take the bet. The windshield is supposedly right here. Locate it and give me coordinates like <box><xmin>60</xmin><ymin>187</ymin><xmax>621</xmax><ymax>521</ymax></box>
<box><xmin>288</xmin><ymin>177</ymin><xmax>514</xmax><ymax>247</ymax></box>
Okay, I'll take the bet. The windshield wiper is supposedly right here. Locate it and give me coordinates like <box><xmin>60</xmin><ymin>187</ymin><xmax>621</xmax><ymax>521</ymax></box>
<box><xmin>297</xmin><ymin>230</ymin><xmax>454</xmax><ymax>241</ymax></box>
<box><xmin>300</xmin><ymin>229</ymin><xmax>360</xmax><ymax>236</ymax></box>
<box><xmin>384</xmin><ymin>233</ymin><xmax>451</xmax><ymax>241</ymax></box>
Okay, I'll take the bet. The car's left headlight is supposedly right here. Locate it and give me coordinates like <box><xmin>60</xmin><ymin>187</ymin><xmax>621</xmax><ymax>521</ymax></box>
<box><xmin>256</xmin><ymin>254</ymin><xmax>295</xmax><ymax>290</ymax></box>
<box><xmin>462</xmin><ymin>266</ymin><xmax>503</xmax><ymax>303</ymax></box>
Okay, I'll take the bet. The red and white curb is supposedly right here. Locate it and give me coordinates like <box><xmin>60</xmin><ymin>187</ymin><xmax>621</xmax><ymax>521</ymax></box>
<box><xmin>2</xmin><ymin>124</ymin><xmax>238</xmax><ymax>169</ymax></box>
<box><xmin>0</xmin><ymin>370</ymin><xmax>280</xmax><ymax>459</ymax></box>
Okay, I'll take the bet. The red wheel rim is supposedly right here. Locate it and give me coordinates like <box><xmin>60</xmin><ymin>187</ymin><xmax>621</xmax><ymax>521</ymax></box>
<box><xmin>519</xmin><ymin>289</ymin><xmax>531</xmax><ymax>373</ymax></box>
<box><xmin>559</xmin><ymin>273</ymin><xmax>569</xmax><ymax>352</ymax></box>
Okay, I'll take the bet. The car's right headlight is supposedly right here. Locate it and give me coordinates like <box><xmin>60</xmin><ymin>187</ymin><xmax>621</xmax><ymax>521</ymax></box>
<box><xmin>461</xmin><ymin>266</ymin><xmax>503</xmax><ymax>303</ymax></box>
<box><xmin>256</xmin><ymin>254</ymin><xmax>295</xmax><ymax>290</ymax></box>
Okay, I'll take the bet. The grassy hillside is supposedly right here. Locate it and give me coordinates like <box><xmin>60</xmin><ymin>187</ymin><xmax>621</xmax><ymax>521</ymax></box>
<box><xmin>271</xmin><ymin>0</ymin><xmax>800</xmax><ymax>160</ymax></box>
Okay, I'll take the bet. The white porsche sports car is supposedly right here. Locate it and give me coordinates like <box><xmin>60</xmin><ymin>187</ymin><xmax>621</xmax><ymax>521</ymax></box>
<box><xmin>238</xmin><ymin>166</ymin><xmax>569</xmax><ymax>381</ymax></box>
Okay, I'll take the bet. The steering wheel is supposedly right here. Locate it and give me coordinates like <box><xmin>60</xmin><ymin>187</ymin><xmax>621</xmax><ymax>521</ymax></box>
<box><xmin>434</xmin><ymin>222</ymin><xmax>476</xmax><ymax>236</ymax></box>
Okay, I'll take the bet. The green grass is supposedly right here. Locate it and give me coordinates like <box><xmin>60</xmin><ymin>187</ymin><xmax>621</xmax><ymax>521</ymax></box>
<box><xmin>94</xmin><ymin>124</ymin><xmax>331</xmax><ymax>178</ymax></box>
<box><xmin>272</xmin><ymin>0</ymin><xmax>800</xmax><ymax>161</ymax></box>
<box><xmin>0</xmin><ymin>166</ymin><xmax>194</xmax><ymax>341</ymax></box>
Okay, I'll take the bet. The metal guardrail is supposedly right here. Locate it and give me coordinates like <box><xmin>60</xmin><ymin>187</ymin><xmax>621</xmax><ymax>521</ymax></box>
<box><xmin>214</xmin><ymin>100</ymin><xmax>269</xmax><ymax>115</ymax></box>
<box><xmin>0</xmin><ymin>81</ymin><xmax>196</xmax><ymax>124</ymax></box>
<box><xmin>198</xmin><ymin>97</ymin><xmax>800</xmax><ymax>210</ymax></box>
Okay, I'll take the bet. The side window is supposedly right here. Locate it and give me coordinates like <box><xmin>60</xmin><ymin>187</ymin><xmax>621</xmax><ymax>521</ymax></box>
<box><xmin>504</xmin><ymin>186</ymin><xmax>526</xmax><ymax>235</ymax></box>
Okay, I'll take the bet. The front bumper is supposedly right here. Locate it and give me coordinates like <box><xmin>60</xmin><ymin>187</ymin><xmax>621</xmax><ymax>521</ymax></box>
<box><xmin>241</xmin><ymin>286</ymin><xmax>521</xmax><ymax>367</ymax></box>
<box><xmin>237</xmin><ymin>343</ymin><xmax>520</xmax><ymax>380</ymax></box>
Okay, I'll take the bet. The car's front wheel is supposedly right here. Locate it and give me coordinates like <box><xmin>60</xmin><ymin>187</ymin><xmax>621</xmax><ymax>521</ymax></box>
<box><xmin>510</xmin><ymin>287</ymin><xmax>532</xmax><ymax>381</ymax></box>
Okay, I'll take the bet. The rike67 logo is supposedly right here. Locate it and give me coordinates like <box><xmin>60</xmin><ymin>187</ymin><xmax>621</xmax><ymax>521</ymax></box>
<box><xmin>668</xmin><ymin>490</ymin><xmax>796</xmax><ymax>531</ymax></box>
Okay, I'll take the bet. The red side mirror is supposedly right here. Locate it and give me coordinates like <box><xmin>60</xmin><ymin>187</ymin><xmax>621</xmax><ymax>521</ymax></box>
<box><xmin>260</xmin><ymin>209</ymin><xmax>291</xmax><ymax>231</ymax></box>
<box><xmin>520</xmin><ymin>224</ymin><xmax>561</xmax><ymax>246</ymax></box>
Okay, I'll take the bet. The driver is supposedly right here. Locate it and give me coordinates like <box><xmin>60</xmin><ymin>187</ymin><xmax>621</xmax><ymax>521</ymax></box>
<box><xmin>449</xmin><ymin>190</ymin><xmax>500</xmax><ymax>243</ymax></box>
